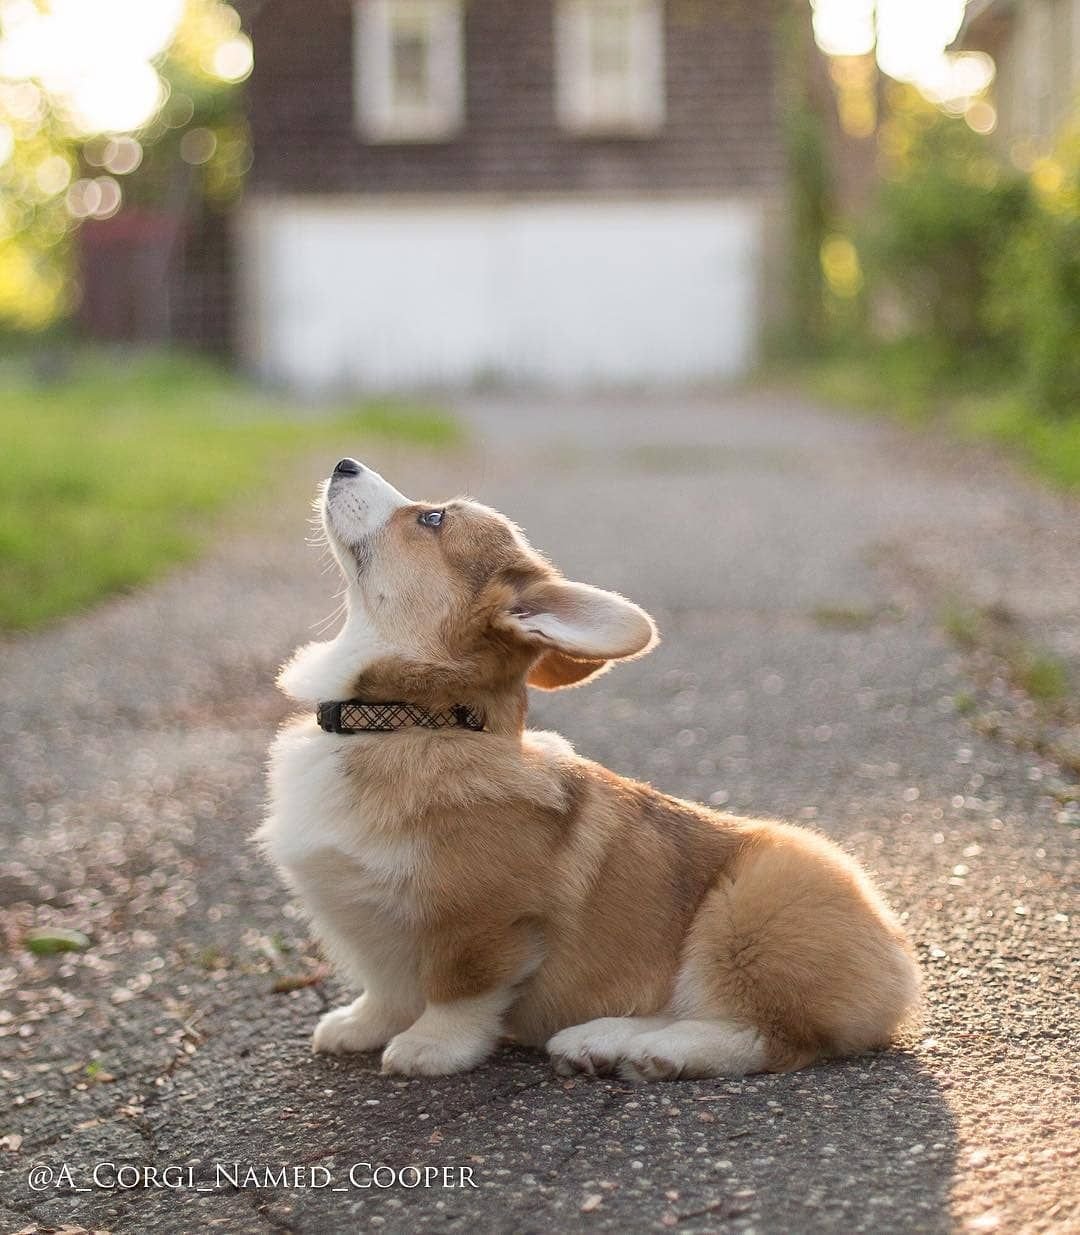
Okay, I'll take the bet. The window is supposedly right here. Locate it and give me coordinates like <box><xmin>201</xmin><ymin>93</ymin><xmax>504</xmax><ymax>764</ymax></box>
<box><xmin>556</xmin><ymin>0</ymin><xmax>665</xmax><ymax>136</ymax></box>
<box><xmin>356</xmin><ymin>0</ymin><xmax>465</xmax><ymax>143</ymax></box>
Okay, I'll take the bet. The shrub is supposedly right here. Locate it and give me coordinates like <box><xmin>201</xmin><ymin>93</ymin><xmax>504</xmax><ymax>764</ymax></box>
<box><xmin>863</xmin><ymin>102</ymin><xmax>1031</xmax><ymax>361</ymax></box>
<box><xmin>986</xmin><ymin>121</ymin><xmax>1080</xmax><ymax>417</ymax></box>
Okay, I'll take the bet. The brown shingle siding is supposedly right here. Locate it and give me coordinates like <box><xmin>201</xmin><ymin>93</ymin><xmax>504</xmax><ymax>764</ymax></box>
<box><xmin>248</xmin><ymin>0</ymin><xmax>784</xmax><ymax>197</ymax></box>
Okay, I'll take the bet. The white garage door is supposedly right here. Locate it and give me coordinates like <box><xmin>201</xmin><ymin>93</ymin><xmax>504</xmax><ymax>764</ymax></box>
<box><xmin>240</xmin><ymin>197</ymin><xmax>762</xmax><ymax>391</ymax></box>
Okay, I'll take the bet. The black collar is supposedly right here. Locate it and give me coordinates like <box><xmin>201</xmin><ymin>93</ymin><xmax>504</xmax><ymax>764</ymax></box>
<box><xmin>316</xmin><ymin>700</ymin><xmax>486</xmax><ymax>734</ymax></box>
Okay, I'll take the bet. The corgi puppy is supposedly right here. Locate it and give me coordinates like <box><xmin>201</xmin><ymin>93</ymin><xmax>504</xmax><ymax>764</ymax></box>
<box><xmin>259</xmin><ymin>459</ymin><xmax>920</xmax><ymax>1081</ymax></box>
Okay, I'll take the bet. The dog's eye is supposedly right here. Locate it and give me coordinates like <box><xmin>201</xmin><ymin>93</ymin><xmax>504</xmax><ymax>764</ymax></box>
<box><xmin>418</xmin><ymin>509</ymin><xmax>444</xmax><ymax>529</ymax></box>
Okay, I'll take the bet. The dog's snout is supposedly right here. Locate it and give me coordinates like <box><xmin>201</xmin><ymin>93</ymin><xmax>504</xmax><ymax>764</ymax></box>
<box><xmin>333</xmin><ymin>458</ymin><xmax>364</xmax><ymax>477</ymax></box>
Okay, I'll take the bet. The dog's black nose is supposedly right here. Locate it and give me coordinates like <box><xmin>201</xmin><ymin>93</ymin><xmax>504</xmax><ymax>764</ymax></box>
<box><xmin>333</xmin><ymin>458</ymin><xmax>363</xmax><ymax>477</ymax></box>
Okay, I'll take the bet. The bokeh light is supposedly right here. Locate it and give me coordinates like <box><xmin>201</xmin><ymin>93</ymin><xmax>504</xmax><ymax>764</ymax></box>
<box><xmin>34</xmin><ymin>154</ymin><xmax>72</xmax><ymax>198</ymax></box>
<box><xmin>179</xmin><ymin>126</ymin><xmax>217</xmax><ymax>165</ymax></box>
<box><xmin>811</xmin><ymin>0</ymin><xmax>876</xmax><ymax>58</ymax></box>
<box><xmin>0</xmin><ymin>0</ymin><xmax>250</xmax><ymax>331</ymax></box>
<box><xmin>212</xmin><ymin>34</ymin><xmax>254</xmax><ymax>83</ymax></box>
<box><xmin>0</xmin><ymin>0</ymin><xmax>185</xmax><ymax>135</ymax></box>
<box><xmin>812</xmin><ymin>0</ymin><xmax>976</xmax><ymax>103</ymax></box>
<box><xmin>965</xmin><ymin>101</ymin><xmax>998</xmax><ymax>137</ymax></box>
<box><xmin>102</xmin><ymin>135</ymin><xmax>144</xmax><ymax>175</ymax></box>
<box><xmin>92</xmin><ymin>175</ymin><xmax>122</xmax><ymax>219</ymax></box>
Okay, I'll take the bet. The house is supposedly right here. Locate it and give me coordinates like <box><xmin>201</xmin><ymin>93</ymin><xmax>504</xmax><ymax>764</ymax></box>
<box><xmin>956</xmin><ymin>0</ymin><xmax>1080</xmax><ymax>151</ymax></box>
<box><xmin>239</xmin><ymin>0</ymin><xmax>789</xmax><ymax>391</ymax></box>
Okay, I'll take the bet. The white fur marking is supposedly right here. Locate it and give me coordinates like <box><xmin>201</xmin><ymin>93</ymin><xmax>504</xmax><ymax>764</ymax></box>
<box><xmin>547</xmin><ymin>1016</ymin><xmax>765</xmax><ymax>1082</ymax></box>
<box><xmin>325</xmin><ymin>465</ymin><xmax>410</xmax><ymax>544</ymax></box>
<box><xmin>381</xmin><ymin>990</ymin><xmax>512</xmax><ymax>1077</ymax></box>
<box><xmin>312</xmin><ymin>994</ymin><xmax>416</xmax><ymax>1055</ymax></box>
<box><xmin>547</xmin><ymin>1016</ymin><xmax>672</xmax><ymax>1076</ymax></box>
<box><xmin>617</xmin><ymin>1020</ymin><xmax>766</xmax><ymax>1082</ymax></box>
<box><xmin>277</xmin><ymin>616</ymin><xmax>391</xmax><ymax>702</ymax></box>
<box><xmin>258</xmin><ymin>721</ymin><xmax>426</xmax><ymax>1014</ymax></box>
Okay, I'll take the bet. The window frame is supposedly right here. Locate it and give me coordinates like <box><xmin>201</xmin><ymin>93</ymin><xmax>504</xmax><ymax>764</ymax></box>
<box><xmin>555</xmin><ymin>0</ymin><xmax>666</xmax><ymax>138</ymax></box>
<box><xmin>355</xmin><ymin>0</ymin><xmax>466</xmax><ymax>144</ymax></box>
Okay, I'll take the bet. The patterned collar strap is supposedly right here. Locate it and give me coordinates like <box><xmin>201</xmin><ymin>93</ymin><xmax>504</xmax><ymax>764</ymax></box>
<box><xmin>316</xmin><ymin>700</ymin><xmax>486</xmax><ymax>734</ymax></box>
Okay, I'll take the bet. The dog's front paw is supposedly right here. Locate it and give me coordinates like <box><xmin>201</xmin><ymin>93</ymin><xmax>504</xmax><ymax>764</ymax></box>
<box><xmin>380</xmin><ymin>1029</ymin><xmax>491</xmax><ymax>1077</ymax></box>
<box><xmin>312</xmin><ymin>997</ymin><xmax>405</xmax><ymax>1055</ymax></box>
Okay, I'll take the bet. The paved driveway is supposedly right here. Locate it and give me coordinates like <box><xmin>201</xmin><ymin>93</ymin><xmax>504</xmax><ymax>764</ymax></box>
<box><xmin>1</xmin><ymin>390</ymin><xmax>1076</xmax><ymax>1234</ymax></box>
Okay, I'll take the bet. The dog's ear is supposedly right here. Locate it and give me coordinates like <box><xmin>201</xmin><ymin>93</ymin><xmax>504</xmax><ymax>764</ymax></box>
<box><xmin>526</xmin><ymin>650</ymin><xmax>611</xmax><ymax>690</ymax></box>
<box><xmin>502</xmin><ymin>579</ymin><xmax>657</xmax><ymax>690</ymax></box>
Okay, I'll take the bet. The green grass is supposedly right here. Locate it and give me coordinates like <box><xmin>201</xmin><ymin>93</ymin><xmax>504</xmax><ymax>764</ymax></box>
<box><xmin>952</xmin><ymin>394</ymin><xmax>1080</xmax><ymax>493</ymax></box>
<box><xmin>0</xmin><ymin>351</ymin><xmax>459</xmax><ymax>630</ymax></box>
<box><xmin>941</xmin><ymin>604</ymin><xmax>982</xmax><ymax>651</ymax></box>
<box><xmin>811</xmin><ymin>604</ymin><xmax>876</xmax><ymax>630</ymax></box>
<box><xmin>940</xmin><ymin>603</ymin><xmax>1071</xmax><ymax>706</ymax></box>
<box><xmin>953</xmin><ymin>690</ymin><xmax>977</xmax><ymax>717</ymax></box>
<box><xmin>791</xmin><ymin>347</ymin><xmax>1080</xmax><ymax>491</ymax></box>
<box><xmin>1014</xmin><ymin>652</ymin><xmax>1070</xmax><ymax>704</ymax></box>
<box><xmin>801</xmin><ymin>350</ymin><xmax>944</xmax><ymax>426</ymax></box>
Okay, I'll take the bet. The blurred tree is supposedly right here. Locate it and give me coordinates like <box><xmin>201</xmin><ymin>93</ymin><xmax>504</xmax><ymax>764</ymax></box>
<box><xmin>864</xmin><ymin>83</ymin><xmax>1030</xmax><ymax>358</ymax></box>
<box><xmin>778</xmin><ymin>0</ymin><xmax>834</xmax><ymax>354</ymax></box>
<box><xmin>988</xmin><ymin>116</ymin><xmax>1080</xmax><ymax>415</ymax></box>
<box><xmin>0</xmin><ymin>0</ymin><xmax>251</xmax><ymax>335</ymax></box>
<box><xmin>0</xmin><ymin>76</ymin><xmax>74</xmax><ymax>328</ymax></box>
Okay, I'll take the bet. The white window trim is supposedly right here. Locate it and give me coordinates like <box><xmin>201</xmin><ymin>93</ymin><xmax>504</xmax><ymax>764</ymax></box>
<box><xmin>555</xmin><ymin>0</ymin><xmax>665</xmax><ymax>137</ymax></box>
<box><xmin>355</xmin><ymin>0</ymin><xmax>465</xmax><ymax>144</ymax></box>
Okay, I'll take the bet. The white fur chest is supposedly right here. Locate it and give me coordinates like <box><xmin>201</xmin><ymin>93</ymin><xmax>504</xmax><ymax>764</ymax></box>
<box><xmin>258</xmin><ymin>721</ymin><xmax>422</xmax><ymax>923</ymax></box>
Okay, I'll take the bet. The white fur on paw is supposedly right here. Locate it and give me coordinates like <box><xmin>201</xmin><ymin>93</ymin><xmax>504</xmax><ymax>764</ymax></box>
<box><xmin>547</xmin><ymin>1017</ymin><xmax>670</xmax><ymax>1078</ymax></box>
<box><xmin>312</xmin><ymin>1001</ymin><xmax>398</xmax><ymax>1055</ymax></box>
<box><xmin>617</xmin><ymin>1049</ymin><xmax>683</xmax><ymax>1083</ymax></box>
<box><xmin>381</xmin><ymin>1029</ymin><xmax>489</xmax><ymax>1077</ymax></box>
<box><xmin>548</xmin><ymin>1024</ymin><xmax>621</xmax><ymax>1076</ymax></box>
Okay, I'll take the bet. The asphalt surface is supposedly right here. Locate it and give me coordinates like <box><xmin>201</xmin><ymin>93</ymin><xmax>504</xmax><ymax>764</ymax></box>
<box><xmin>1</xmin><ymin>389</ymin><xmax>1077</xmax><ymax>1235</ymax></box>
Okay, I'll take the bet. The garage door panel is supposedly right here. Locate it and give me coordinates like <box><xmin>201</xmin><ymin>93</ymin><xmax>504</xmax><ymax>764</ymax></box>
<box><xmin>243</xmin><ymin>198</ymin><xmax>762</xmax><ymax>390</ymax></box>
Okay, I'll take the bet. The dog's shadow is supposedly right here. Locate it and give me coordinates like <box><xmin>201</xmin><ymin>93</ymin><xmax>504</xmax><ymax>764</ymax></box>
<box><xmin>676</xmin><ymin>1049</ymin><xmax>959</xmax><ymax>1235</ymax></box>
<box><xmin>110</xmin><ymin>976</ymin><xmax>957</xmax><ymax>1233</ymax></box>
<box><xmin>267</xmin><ymin>1005</ymin><xmax>958</xmax><ymax>1234</ymax></box>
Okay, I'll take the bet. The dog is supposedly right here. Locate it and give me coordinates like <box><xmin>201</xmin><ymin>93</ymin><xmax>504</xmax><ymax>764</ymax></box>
<box><xmin>258</xmin><ymin>458</ymin><xmax>920</xmax><ymax>1081</ymax></box>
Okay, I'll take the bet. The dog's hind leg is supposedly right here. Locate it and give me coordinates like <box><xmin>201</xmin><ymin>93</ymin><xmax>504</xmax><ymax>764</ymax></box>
<box><xmin>547</xmin><ymin>1016</ymin><xmax>673</xmax><ymax>1076</ymax></box>
<box><xmin>614</xmin><ymin>1019</ymin><xmax>767</xmax><ymax>1082</ymax></box>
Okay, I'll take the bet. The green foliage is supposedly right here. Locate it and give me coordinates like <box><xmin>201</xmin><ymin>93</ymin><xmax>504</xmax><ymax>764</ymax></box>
<box><xmin>940</xmin><ymin>602</ymin><xmax>1072</xmax><ymax>708</ymax></box>
<box><xmin>986</xmin><ymin>121</ymin><xmax>1080</xmax><ymax>417</ymax></box>
<box><xmin>0</xmin><ymin>1</ymin><xmax>251</xmax><ymax>333</ymax></box>
<box><xmin>1017</xmin><ymin>653</ymin><xmax>1070</xmax><ymax>704</ymax></box>
<box><xmin>801</xmin><ymin>350</ymin><xmax>1080</xmax><ymax>491</ymax></box>
<box><xmin>804</xmin><ymin>338</ymin><xmax>955</xmax><ymax>423</ymax></box>
<box><xmin>953</xmin><ymin>393</ymin><xmax>1080</xmax><ymax>491</ymax></box>
<box><xmin>798</xmin><ymin>84</ymin><xmax>1080</xmax><ymax>488</ymax></box>
<box><xmin>864</xmin><ymin>95</ymin><xmax>1031</xmax><ymax>358</ymax></box>
<box><xmin>0</xmin><ymin>86</ymin><xmax>77</xmax><ymax>328</ymax></box>
<box><xmin>0</xmin><ymin>351</ymin><xmax>459</xmax><ymax>629</ymax></box>
<box><xmin>781</xmin><ymin>13</ymin><xmax>833</xmax><ymax>357</ymax></box>
<box><xmin>988</xmin><ymin>214</ymin><xmax>1080</xmax><ymax>416</ymax></box>
<box><xmin>810</xmin><ymin>604</ymin><xmax>879</xmax><ymax>630</ymax></box>
<box><xmin>852</xmin><ymin>90</ymin><xmax>1080</xmax><ymax>418</ymax></box>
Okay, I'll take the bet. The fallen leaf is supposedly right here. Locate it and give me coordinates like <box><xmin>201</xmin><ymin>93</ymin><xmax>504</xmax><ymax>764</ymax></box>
<box><xmin>271</xmin><ymin>971</ymin><xmax>327</xmax><ymax>994</ymax></box>
<box><xmin>24</xmin><ymin>928</ymin><xmax>90</xmax><ymax>955</ymax></box>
